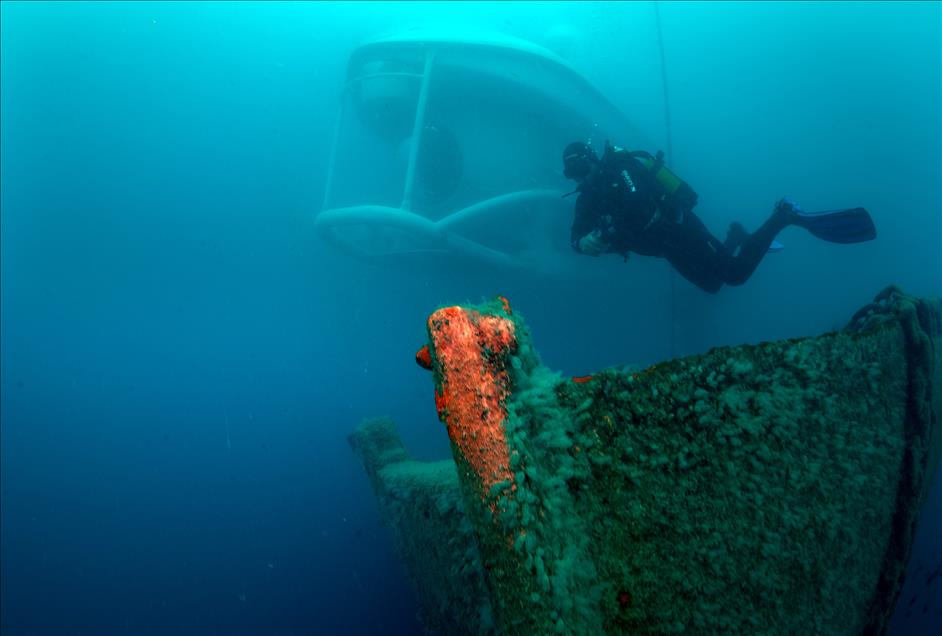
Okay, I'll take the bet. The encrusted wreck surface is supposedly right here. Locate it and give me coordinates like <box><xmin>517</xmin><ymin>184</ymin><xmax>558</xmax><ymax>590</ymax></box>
<box><xmin>350</xmin><ymin>286</ymin><xmax>941</xmax><ymax>635</ymax></box>
<box><xmin>348</xmin><ymin>417</ymin><xmax>496</xmax><ymax>635</ymax></box>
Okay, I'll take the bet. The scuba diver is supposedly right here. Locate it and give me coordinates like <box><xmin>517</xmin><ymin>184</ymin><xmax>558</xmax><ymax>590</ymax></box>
<box><xmin>562</xmin><ymin>141</ymin><xmax>876</xmax><ymax>294</ymax></box>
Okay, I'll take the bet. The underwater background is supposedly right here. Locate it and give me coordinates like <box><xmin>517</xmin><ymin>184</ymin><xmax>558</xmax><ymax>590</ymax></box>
<box><xmin>1</xmin><ymin>1</ymin><xmax>939</xmax><ymax>635</ymax></box>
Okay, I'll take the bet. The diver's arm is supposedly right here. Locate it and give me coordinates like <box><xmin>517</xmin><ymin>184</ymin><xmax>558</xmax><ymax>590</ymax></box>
<box><xmin>571</xmin><ymin>196</ymin><xmax>599</xmax><ymax>253</ymax></box>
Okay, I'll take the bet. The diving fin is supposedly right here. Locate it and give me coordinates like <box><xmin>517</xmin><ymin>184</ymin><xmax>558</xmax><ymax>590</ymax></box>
<box><xmin>793</xmin><ymin>206</ymin><xmax>876</xmax><ymax>244</ymax></box>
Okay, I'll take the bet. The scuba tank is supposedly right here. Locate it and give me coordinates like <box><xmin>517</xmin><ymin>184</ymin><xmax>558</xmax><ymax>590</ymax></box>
<box><xmin>631</xmin><ymin>149</ymin><xmax>698</xmax><ymax>210</ymax></box>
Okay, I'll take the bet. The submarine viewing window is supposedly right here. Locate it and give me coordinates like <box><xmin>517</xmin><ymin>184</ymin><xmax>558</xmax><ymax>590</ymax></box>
<box><xmin>412</xmin><ymin>123</ymin><xmax>463</xmax><ymax>206</ymax></box>
<box><xmin>316</xmin><ymin>30</ymin><xmax>651</xmax><ymax>272</ymax></box>
<box><xmin>351</xmin><ymin>57</ymin><xmax>424</xmax><ymax>143</ymax></box>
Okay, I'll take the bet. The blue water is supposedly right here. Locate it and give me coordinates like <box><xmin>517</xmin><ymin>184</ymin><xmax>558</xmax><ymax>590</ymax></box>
<box><xmin>1</xmin><ymin>2</ymin><xmax>939</xmax><ymax>634</ymax></box>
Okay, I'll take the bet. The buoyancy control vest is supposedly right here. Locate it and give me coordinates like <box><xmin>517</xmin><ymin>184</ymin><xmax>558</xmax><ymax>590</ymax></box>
<box><xmin>627</xmin><ymin>148</ymin><xmax>698</xmax><ymax>213</ymax></box>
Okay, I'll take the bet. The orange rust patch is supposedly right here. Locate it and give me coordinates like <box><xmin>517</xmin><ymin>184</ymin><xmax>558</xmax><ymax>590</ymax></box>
<box><xmin>427</xmin><ymin>306</ymin><xmax>516</xmax><ymax>498</ymax></box>
<box><xmin>415</xmin><ymin>344</ymin><xmax>432</xmax><ymax>370</ymax></box>
<box><xmin>497</xmin><ymin>295</ymin><xmax>512</xmax><ymax>316</ymax></box>
<box><xmin>572</xmin><ymin>375</ymin><xmax>594</xmax><ymax>383</ymax></box>
<box><xmin>434</xmin><ymin>388</ymin><xmax>447</xmax><ymax>416</ymax></box>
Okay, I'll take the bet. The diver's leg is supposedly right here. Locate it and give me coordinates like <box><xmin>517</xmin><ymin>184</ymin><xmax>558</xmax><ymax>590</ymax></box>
<box><xmin>723</xmin><ymin>202</ymin><xmax>793</xmax><ymax>286</ymax></box>
<box><xmin>665</xmin><ymin>249</ymin><xmax>724</xmax><ymax>294</ymax></box>
<box><xmin>724</xmin><ymin>222</ymin><xmax>748</xmax><ymax>252</ymax></box>
<box><xmin>661</xmin><ymin>212</ymin><xmax>727</xmax><ymax>294</ymax></box>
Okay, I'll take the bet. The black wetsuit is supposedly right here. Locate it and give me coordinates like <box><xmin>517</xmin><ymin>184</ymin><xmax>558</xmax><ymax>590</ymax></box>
<box><xmin>570</xmin><ymin>147</ymin><xmax>788</xmax><ymax>294</ymax></box>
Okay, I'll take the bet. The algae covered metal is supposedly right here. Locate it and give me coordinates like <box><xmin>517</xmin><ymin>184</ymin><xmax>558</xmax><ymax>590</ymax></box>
<box><xmin>350</xmin><ymin>286</ymin><xmax>941</xmax><ymax>635</ymax></box>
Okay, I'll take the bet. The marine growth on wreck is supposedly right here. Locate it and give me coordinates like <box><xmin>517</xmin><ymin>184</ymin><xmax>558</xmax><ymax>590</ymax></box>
<box><xmin>350</xmin><ymin>286</ymin><xmax>942</xmax><ymax>636</ymax></box>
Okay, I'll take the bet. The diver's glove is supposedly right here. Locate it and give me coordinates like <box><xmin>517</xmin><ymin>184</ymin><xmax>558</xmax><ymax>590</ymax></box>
<box><xmin>578</xmin><ymin>229</ymin><xmax>609</xmax><ymax>256</ymax></box>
